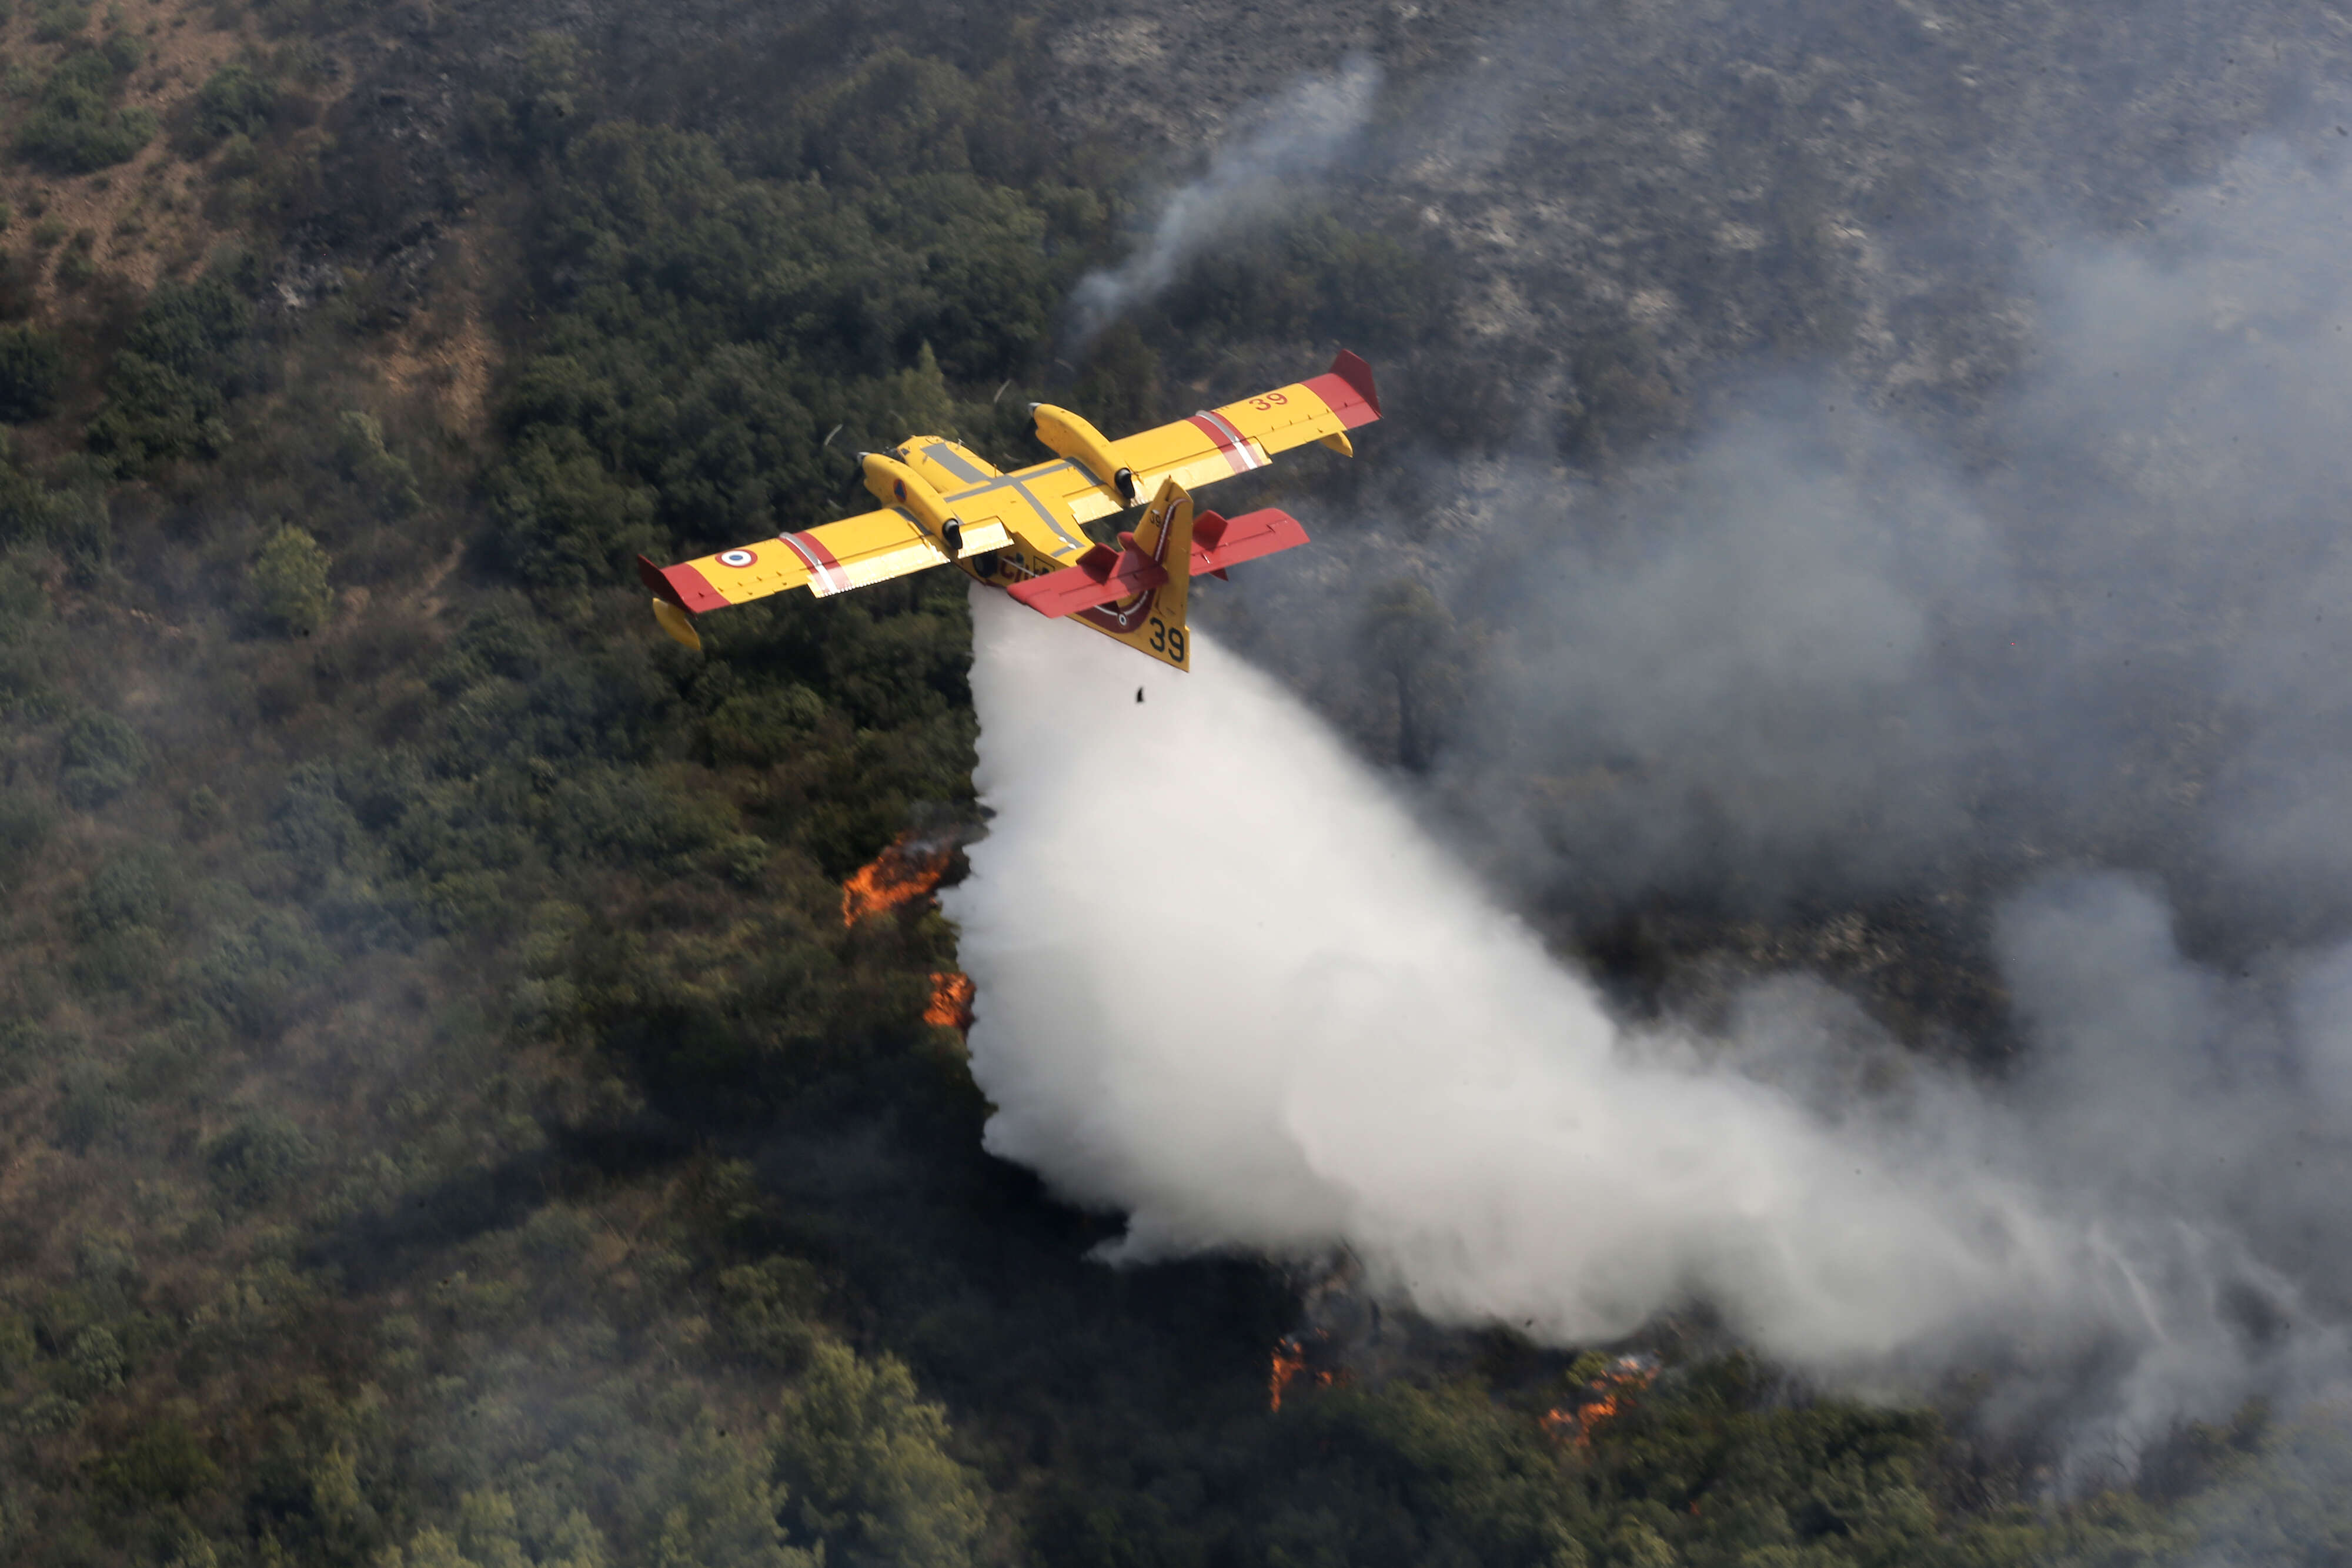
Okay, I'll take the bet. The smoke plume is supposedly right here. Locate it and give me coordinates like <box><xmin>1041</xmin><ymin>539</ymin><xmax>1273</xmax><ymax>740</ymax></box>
<box><xmin>1065</xmin><ymin>56</ymin><xmax>1381</xmax><ymax>347</ymax></box>
<box><xmin>1212</xmin><ymin>139</ymin><xmax>2352</xmax><ymax>943</ymax></box>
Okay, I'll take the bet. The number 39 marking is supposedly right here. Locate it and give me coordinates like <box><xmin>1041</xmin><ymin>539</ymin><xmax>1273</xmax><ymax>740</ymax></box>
<box><xmin>1148</xmin><ymin>618</ymin><xmax>1187</xmax><ymax>663</ymax></box>
<box><xmin>1248</xmin><ymin>391</ymin><xmax>1289</xmax><ymax>411</ymax></box>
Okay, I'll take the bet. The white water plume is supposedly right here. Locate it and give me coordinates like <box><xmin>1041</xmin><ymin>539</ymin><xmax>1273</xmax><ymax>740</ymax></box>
<box><xmin>946</xmin><ymin>590</ymin><xmax>2347</xmax><ymax>1436</ymax></box>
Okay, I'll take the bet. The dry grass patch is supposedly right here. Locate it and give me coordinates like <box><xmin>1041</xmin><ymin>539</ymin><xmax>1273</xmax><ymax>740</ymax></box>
<box><xmin>0</xmin><ymin>0</ymin><xmax>353</xmax><ymax>304</ymax></box>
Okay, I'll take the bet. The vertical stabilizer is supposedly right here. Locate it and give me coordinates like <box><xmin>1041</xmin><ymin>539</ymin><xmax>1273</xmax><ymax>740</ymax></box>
<box><xmin>1068</xmin><ymin>477</ymin><xmax>1197</xmax><ymax>670</ymax></box>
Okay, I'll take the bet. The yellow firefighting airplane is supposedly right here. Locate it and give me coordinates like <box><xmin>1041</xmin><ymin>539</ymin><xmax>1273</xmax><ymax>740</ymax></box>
<box><xmin>636</xmin><ymin>351</ymin><xmax>1380</xmax><ymax>671</ymax></box>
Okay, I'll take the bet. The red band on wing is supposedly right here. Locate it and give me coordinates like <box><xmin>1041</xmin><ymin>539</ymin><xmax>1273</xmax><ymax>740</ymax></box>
<box><xmin>778</xmin><ymin>530</ymin><xmax>851</xmax><ymax>594</ymax></box>
<box><xmin>1188</xmin><ymin>410</ymin><xmax>1261</xmax><ymax>474</ymax></box>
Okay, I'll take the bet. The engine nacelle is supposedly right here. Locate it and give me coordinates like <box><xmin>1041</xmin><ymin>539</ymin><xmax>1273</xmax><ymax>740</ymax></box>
<box><xmin>861</xmin><ymin>450</ymin><xmax>965</xmax><ymax>549</ymax></box>
<box><xmin>1031</xmin><ymin>403</ymin><xmax>1138</xmax><ymax>506</ymax></box>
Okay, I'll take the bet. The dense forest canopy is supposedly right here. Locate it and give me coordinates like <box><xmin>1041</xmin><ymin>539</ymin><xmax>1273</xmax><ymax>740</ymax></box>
<box><xmin>0</xmin><ymin>0</ymin><xmax>2343</xmax><ymax>1563</ymax></box>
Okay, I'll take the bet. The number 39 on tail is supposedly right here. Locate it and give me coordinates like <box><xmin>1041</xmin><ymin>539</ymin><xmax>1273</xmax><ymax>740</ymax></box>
<box><xmin>635</xmin><ymin>352</ymin><xmax>1381</xmax><ymax>671</ymax></box>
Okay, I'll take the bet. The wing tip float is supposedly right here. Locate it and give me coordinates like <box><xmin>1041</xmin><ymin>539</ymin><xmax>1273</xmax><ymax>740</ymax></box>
<box><xmin>638</xmin><ymin>555</ymin><xmax>704</xmax><ymax>650</ymax></box>
<box><xmin>640</xmin><ymin>350</ymin><xmax>1377</xmax><ymax>665</ymax></box>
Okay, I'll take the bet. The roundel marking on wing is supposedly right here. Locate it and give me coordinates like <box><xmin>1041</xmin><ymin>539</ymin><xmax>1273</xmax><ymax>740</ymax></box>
<box><xmin>718</xmin><ymin>549</ymin><xmax>759</xmax><ymax>569</ymax></box>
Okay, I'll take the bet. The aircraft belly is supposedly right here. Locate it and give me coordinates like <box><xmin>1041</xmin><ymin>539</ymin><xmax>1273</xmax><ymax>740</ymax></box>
<box><xmin>941</xmin><ymin>461</ymin><xmax>1093</xmax><ymax>556</ymax></box>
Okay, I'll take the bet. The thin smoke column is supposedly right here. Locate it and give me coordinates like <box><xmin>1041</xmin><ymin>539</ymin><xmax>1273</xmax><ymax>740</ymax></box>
<box><xmin>1065</xmin><ymin>56</ymin><xmax>1381</xmax><ymax>348</ymax></box>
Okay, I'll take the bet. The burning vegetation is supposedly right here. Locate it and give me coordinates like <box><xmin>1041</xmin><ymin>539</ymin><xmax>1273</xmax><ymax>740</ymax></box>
<box><xmin>841</xmin><ymin>834</ymin><xmax>954</xmax><ymax>926</ymax></box>
<box><xmin>838</xmin><ymin>838</ymin><xmax>976</xmax><ymax>1031</ymax></box>
<box><xmin>926</xmin><ymin>971</ymin><xmax>977</xmax><ymax>1031</ymax></box>
<box><xmin>1269</xmin><ymin>1332</ymin><xmax>1346</xmax><ymax>1412</ymax></box>
<box><xmin>1543</xmin><ymin>1355</ymin><xmax>1657</xmax><ymax>1447</ymax></box>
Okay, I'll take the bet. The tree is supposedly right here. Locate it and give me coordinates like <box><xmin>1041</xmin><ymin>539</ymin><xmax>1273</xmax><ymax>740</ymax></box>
<box><xmin>773</xmin><ymin>1339</ymin><xmax>988</xmax><ymax>1568</ymax></box>
<box><xmin>193</xmin><ymin>60</ymin><xmax>279</xmax><ymax>142</ymax></box>
<box><xmin>58</xmin><ymin>710</ymin><xmax>147</xmax><ymax>806</ymax></box>
<box><xmin>16</xmin><ymin>48</ymin><xmax>157</xmax><ymax>174</ymax></box>
<box><xmin>0</xmin><ymin>326</ymin><xmax>65</xmax><ymax>422</ymax></box>
<box><xmin>252</xmin><ymin>523</ymin><xmax>333</xmax><ymax>636</ymax></box>
<box><xmin>652</xmin><ymin>1423</ymin><xmax>816</xmax><ymax>1568</ymax></box>
<box><xmin>335</xmin><ymin>410</ymin><xmax>423</xmax><ymax>517</ymax></box>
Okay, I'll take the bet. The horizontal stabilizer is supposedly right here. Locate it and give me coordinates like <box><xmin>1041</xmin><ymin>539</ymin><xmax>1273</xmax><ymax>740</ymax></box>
<box><xmin>1008</xmin><ymin>537</ymin><xmax>1171</xmax><ymax>618</ymax></box>
<box><xmin>1005</xmin><ymin>506</ymin><xmax>1307</xmax><ymax>619</ymax></box>
<box><xmin>1188</xmin><ymin>507</ymin><xmax>1309</xmax><ymax>575</ymax></box>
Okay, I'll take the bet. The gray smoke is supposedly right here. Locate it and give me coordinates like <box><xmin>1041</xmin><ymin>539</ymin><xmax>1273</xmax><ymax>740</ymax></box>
<box><xmin>1223</xmin><ymin>140</ymin><xmax>2352</xmax><ymax>934</ymax></box>
<box><xmin>945</xmin><ymin>138</ymin><xmax>2352</xmax><ymax>1463</ymax></box>
<box><xmin>1065</xmin><ymin>56</ymin><xmax>1382</xmax><ymax>347</ymax></box>
<box><xmin>2181</xmin><ymin>1404</ymin><xmax>2352</xmax><ymax>1564</ymax></box>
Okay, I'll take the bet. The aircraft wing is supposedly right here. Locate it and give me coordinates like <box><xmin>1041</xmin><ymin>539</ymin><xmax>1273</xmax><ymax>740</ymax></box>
<box><xmin>636</xmin><ymin>354</ymin><xmax>1375</xmax><ymax>649</ymax></box>
<box><xmin>639</xmin><ymin>508</ymin><xmax>1014</xmax><ymax>617</ymax></box>
<box><xmin>1034</xmin><ymin>350</ymin><xmax>1382</xmax><ymax>527</ymax></box>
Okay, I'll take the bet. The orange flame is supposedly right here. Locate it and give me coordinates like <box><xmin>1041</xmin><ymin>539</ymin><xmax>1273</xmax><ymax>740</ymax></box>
<box><xmin>925</xmin><ymin>972</ymin><xmax>975</xmax><ymax>1030</ymax></box>
<box><xmin>842</xmin><ymin>836</ymin><xmax>952</xmax><ymax>927</ymax></box>
<box><xmin>1541</xmin><ymin>1357</ymin><xmax>1655</xmax><ymax>1447</ymax></box>
<box><xmin>1268</xmin><ymin>1333</ymin><xmax>1342</xmax><ymax>1412</ymax></box>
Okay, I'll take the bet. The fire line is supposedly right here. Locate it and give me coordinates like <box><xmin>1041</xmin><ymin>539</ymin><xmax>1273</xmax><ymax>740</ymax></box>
<box><xmin>841</xmin><ymin>834</ymin><xmax>953</xmax><ymax>926</ymax></box>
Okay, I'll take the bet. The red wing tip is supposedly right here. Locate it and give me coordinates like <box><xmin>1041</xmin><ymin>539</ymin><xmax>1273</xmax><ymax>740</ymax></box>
<box><xmin>1328</xmin><ymin>350</ymin><xmax>1381</xmax><ymax>419</ymax></box>
<box><xmin>638</xmin><ymin>556</ymin><xmax>730</xmax><ymax>613</ymax></box>
<box><xmin>636</xmin><ymin>554</ymin><xmax>686</xmax><ymax>609</ymax></box>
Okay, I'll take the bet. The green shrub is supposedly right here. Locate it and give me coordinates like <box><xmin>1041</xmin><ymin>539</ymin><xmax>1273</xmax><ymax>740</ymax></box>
<box><xmin>649</xmin><ymin>1423</ymin><xmax>813</xmax><ymax>1568</ymax></box>
<box><xmin>192</xmin><ymin>908</ymin><xmax>329</xmax><ymax>1035</ymax></box>
<box><xmin>0</xmin><ymin>1018</ymin><xmax>47</xmax><ymax>1086</ymax></box>
<box><xmin>74</xmin><ymin>923</ymin><xmax>165</xmax><ymax>997</ymax></box>
<box><xmin>30</xmin><ymin>0</ymin><xmax>88</xmax><ymax>43</ymax></box>
<box><xmin>0</xmin><ymin>1313</ymin><xmax>35</xmax><ymax>1372</ymax></box>
<box><xmin>717</xmin><ymin>1258</ymin><xmax>826</xmax><ymax>1368</ymax></box>
<box><xmin>0</xmin><ymin>325</ymin><xmax>65</xmax><ymax>421</ymax></box>
<box><xmin>71</xmin><ymin>847</ymin><xmax>174</xmax><ymax>996</ymax></box>
<box><xmin>203</xmin><ymin>1111</ymin><xmax>313</xmax><ymax>1207</ymax></box>
<box><xmin>333</xmin><ymin>409</ymin><xmax>420</xmax><ymax>516</ymax></box>
<box><xmin>546</xmin><ymin>766</ymin><xmax>734</xmax><ymax>868</ymax></box>
<box><xmin>56</xmin><ymin>1323</ymin><xmax>123</xmax><ymax>1398</ymax></box>
<box><xmin>72</xmin><ymin>845</ymin><xmax>174</xmax><ymax>938</ymax></box>
<box><xmin>250</xmin><ymin>522</ymin><xmax>332</xmax><ymax>635</ymax></box>
<box><xmin>53</xmin><ymin>232</ymin><xmax>96</xmax><ymax>289</ymax></box>
<box><xmin>16</xmin><ymin>51</ymin><xmax>156</xmax><ymax>175</ymax></box>
<box><xmin>269</xmin><ymin>761</ymin><xmax>358</xmax><ymax>875</ymax></box>
<box><xmin>485</xmin><ymin>426</ymin><xmax>659</xmax><ymax>589</ymax></box>
<box><xmin>85</xmin><ymin>352</ymin><xmax>229</xmax><ymax>468</ymax></box>
<box><xmin>58</xmin><ymin>710</ymin><xmax>147</xmax><ymax>806</ymax></box>
<box><xmin>213</xmin><ymin>129</ymin><xmax>258</xmax><ymax>178</ymax></box>
<box><xmin>88</xmin><ymin>1417</ymin><xmax>223</xmax><ymax>1506</ymax></box>
<box><xmin>53</xmin><ymin>1064</ymin><xmax>125</xmax><ymax>1153</ymax></box>
<box><xmin>0</xmin><ymin>788</ymin><xmax>48</xmax><ymax>887</ymax></box>
<box><xmin>773</xmin><ymin>1339</ymin><xmax>987</xmax><ymax>1568</ymax></box>
<box><xmin>194</xmin><ymin>60</ymin><xmax>279</xmax><ymax>141</ymax></box>
<box><xmin>704</xmin><ymin>685</ymin><xmax>826</xmax><ymax>767</ymax></box>
<box><xmin>85</xmin><ymin>270</ymin><xmax>259</xmax><ymax>472</ymax></box>
<box><xmin>0</xmin><ymin>555</ymin><xmax>43</xmax><ymax>620</ymax></box>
